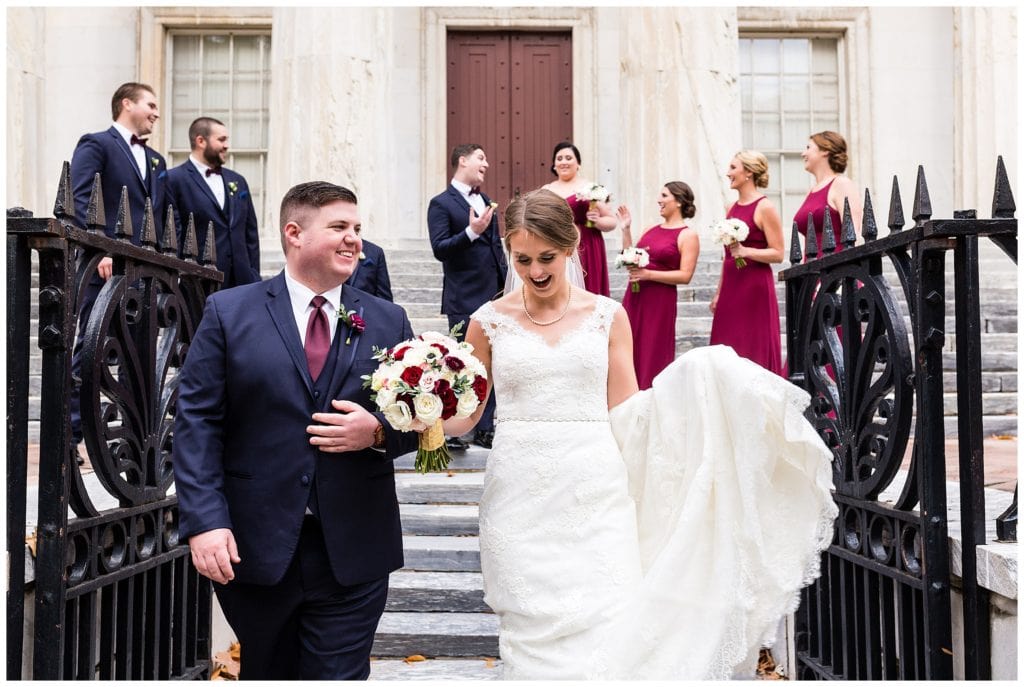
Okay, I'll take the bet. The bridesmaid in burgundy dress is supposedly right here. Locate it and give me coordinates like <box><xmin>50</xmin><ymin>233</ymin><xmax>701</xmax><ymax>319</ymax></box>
<box><xmin>541</xmin><ymin>141</ymin><xmax>617</xmax><ymax>296</ymax></box>
<box><xmin>792</xmin><ymin>131</ymin><xmax>862</xmax><ymax>258</ymax></box>
<box><xmin>618</xmin><ymin>182</ymin><xmax>700</xmax><ymax>389</ymax></box>
<box><xmin>709</xmin><ymin>150</ymin><xmax>785</xmax><ymax>375</ymax></box>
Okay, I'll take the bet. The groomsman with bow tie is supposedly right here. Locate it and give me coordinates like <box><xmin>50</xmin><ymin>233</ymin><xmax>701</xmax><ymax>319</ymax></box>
<box><xmin>69</xmin><ymin>82</ymin><xmax>169</xmax><ymax>456</ymax></box>
<box><xmin>166</xmin><ymin>117</ymin><xmax>262</xmax><ymax>288</ymax></box>
<box><xmin>427</xmin><ymin>143</ymin><xmax>508</xmax><ymax>449</ymax></box>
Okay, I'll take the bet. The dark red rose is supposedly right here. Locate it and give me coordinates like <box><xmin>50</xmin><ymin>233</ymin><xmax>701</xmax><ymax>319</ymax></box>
<box><xmin>444</xmin><ymin>355</ymin><xmax>465</xmax><ymax>372</ymax></box>
<box><xmin>392</xmin><ymin>345</ymin><xmax>410</xmax><ymax>361</ymax></box>
<box><xmin>432</xmin><ymin>379</ymin><xmax>451</xmax><ymax>395</ymax></box>
<box><xmin>439</xmin><ymin>387</ymin><xmax>458</xmax><ymax>420</ymax></box>
<box><xmin>472</xmin><ymin>375</ymin><xmax>487</xmax><ymax>402</ymax></box>
<box><xmin>431</xmin><ymin>342</ymin><xmax>449</xmax><ymax>356</ymax></box>
<box><xmin>398</xmin><ymin>393</ymin><xmax>416</xmax><ymax>417</ymax></box>
<box><xmin>400</xmin><ymin>366</ymin><xmax>423</xmax><ymax>386</ymax></box>
<box><xmin>349</xmin><ymin>313</ymin><xmax>366</xmax><ymax>333</ymax></box>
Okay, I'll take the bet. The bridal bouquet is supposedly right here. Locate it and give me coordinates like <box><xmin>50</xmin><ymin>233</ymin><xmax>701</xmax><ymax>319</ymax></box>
<box><xmin>364</xmin><ymin>328</ymin><xmax>488</xmax><ymax>473</ymax></box>
<box><xmin>576</xmin><ymin>183</ymin><xmax>610</xmax><ymax>227</ymax></box>
<box><xmin>614</xmin><ymin>246</ymin><xmax>650</xmax><ymax>293</ymax></box>
<box><xmin>710</xmin><ymin>218</ymin><xmax>750</xmax><ymax>269</ymax></box>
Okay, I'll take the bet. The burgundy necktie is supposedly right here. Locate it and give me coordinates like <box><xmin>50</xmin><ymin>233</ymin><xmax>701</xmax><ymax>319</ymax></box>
<box><xmin>130</xmin><ymin>134</ymin><xmax>147</xmax><ymax>147</ymax></box>
<box><xmin>305</xmin><ymin>296</ymin><xmax>330</xmax><ymax>382</ymax></box>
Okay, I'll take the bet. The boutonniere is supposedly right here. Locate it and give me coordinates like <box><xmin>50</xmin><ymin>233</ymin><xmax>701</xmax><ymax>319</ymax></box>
<box><xmin>338</xmin><ymin>305</ymin><xmax>366</xmax><ymax>345</ymax></box>
<box><xmin>227</xmin><ymin>181</ymin><xmax>238</xmax><ymax>196</ymax></box>
<box><xmin>359</xmin><ymin>251</ymin><xmax>367</xmax><ymax>260</ymax></box>
<box><xmin>150</xmin><ymin>157</ymin><xmax>160</xmax><ymax>171</ymax></box>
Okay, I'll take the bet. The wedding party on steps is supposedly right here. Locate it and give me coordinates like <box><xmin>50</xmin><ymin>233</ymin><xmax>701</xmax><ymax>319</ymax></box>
<box><xmin>7</xmin><ymin>7</ymin><xmax>1018</xmax><ymax>682</ymax></box>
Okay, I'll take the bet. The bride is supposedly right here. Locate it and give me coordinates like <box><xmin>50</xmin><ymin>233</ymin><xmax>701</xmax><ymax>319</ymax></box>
<box><xmin>440</xmin><ymin>189</ymin><xmax>837</xmax><ymax>679</ymax></box>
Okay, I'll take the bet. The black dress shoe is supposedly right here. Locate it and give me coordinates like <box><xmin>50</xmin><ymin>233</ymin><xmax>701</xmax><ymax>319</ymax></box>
<box><xmin>473</xmin><ymin>429</ymin><xmax>494</xmax><ymax>449</ymax></box>
<box><xmin>445</xmin><ymin>436</ymin><xmax>469</xmax><ymax>451</ymax></box>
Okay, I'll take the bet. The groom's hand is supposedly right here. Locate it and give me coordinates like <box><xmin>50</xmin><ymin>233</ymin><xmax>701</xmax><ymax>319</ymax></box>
<box><xmin>189</xmin><ymin>528</ymin><xmax>240</xmax><ymax>584</ymax></box>
<box><xmin>308</xmin><ymin>399</ymin><xmax>379</xmax><ymax>452</ymax></box>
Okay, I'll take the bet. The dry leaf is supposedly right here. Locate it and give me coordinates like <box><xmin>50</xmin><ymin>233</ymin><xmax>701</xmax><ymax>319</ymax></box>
<box><xmin>484</xmin><ymin>658</ymin><xmax>496</xmax><ymax>668</ymax></box>
<box><xmin>404</xmin><ymin>654</ymin><xmax>426</xmax><ymax>663</ymax></box>
<box><xmin>25</xmin><ymin>530</ymin><xmax>37</xmax><ymax>558</ymax></box>
<box><xmin>446</xmin><ymin>471</ymin><xmax>454</xmax><ymax>477</ymax></box>
<box><xmin>229</xmin><ymin>642</ymin><xmax>241</xmax><ymax>661</ymax></box>
<box><xmin>212</xmin><ymin>646</ymin><xmax>240</xmax><ymax>680</ymax></box>
<box><xmin>991</xmin><ymin>434</ymin><xmax>1016</xmax><ymax>441</ymax></box>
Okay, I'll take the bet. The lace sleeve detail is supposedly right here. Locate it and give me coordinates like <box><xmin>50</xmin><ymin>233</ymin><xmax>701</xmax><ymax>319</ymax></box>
<box><xmin>471</xmin><ymin>301</ymin><xmax>501</xmax><ymax>344</ymax></box>
<box><xmin>591</xmin><ymin>296</ymin><xmax>621</xmax><ymax>338</ymax></box>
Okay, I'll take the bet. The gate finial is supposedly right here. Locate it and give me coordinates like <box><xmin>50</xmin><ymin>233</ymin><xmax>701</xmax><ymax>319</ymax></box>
<box><xmin>54</xmin><ymin>161</ymin><xmax>75</xmax><ymax>220</ymax></box>
<box><xmin>992</xmin><ymin>155</ymin><xmax>1016</xmax><ymax>218</ymax></box>
<box><xmin>161</xmin><ymin>205</ymin><xmax>179</xmax><ymax>255</ymax></box>
<box><xmin>861</xmin><ymin>188</ymin><xmax>878</xmax><ymax>241</ymax></box>
<box><xmin>86</xmin><ymin>173</ymin><xmax>106</xmax><ymax>231</ymax></box>
<box><xmin>821</xmin><ymin>204</ymin><xmax>837</xmax><ymax>253</ymax></box>
<box><xmin>805</xmin><ymin>213</ymin><xmax>819</xmax><ymax>259</ymax></box>
<box><xmin>140</xmin><ymin>198</ymin><xmax>158</xmax><ymax>250</ymax></box>
<box><xmin>840</xmin><ymin>197</ymin><xmax>857</xmax><ymax>248</ymax></box>
<box><xmin>114</xmin><ymin>187</ymin><xmax>133</xmax><ymax>240</ymax></box>
<box><xmin>888</xmin><ymin>175</ymin><xmax>905</xmax><ymax>233</ymax></box>
<box><xmin>789</xmin><ymin>220</ymin><xmax>803</xmax><ymax>264</ymax></box>
<box><xmin>202</xmin><ymin>221</ymin><xmax>218</xmax><ymax>267</ymax></box>
<box><xmin>183</xmin><ymin>212</ymin><xmax>200</xmax><ymax>262</ymax></box>
<box><xmin>912</xmin><ymin>165</ymin><xmax>932</xmax><ymax>228</ymax></box>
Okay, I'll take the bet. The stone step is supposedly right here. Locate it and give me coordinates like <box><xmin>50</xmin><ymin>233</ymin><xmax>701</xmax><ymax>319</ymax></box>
<box><xmin>395</xmin><ymin>448</ymin><xmax>488</xmax><ymax>473</ymax></box>
<box><xmin>402</xmin><ymin>536</ymin><xmax>480</xmax><ymax>572</ymax></box>
<box><xmin>372</xmin><ymin>612</ymin><xmax>499</xmax><ymax>658</ymax></box>
<box><xmin>943</xmin><ymin>393</ymin><xmax>1017</xmax><ymax>416</ymax></box>
<box><xmin>945</xmin><ymin>415</ymin><xmax>1017</xmax><ymax>437</ymax></box>
<box><xmin>386</xmin><ymin>571</ymin><xmax>488</xmax><ymax>613</ymax></box>
<box><xmin>395</xmin><ymin>471</ymin><xmax>485</xmax><ymax>504</ymax></box>
<box><xmin>369</xmin><ymin>658</ymin><xmax>500</xmax><ymax>680</ymax></box>
<box><xmin>400</xmin><ymin>504</ymin><xmax>479</xmax><ymax>536</ymax></box>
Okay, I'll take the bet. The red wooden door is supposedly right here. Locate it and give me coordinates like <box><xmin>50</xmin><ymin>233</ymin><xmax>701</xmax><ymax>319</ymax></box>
<box><xmin>447</xmin><ymin>31</ymin><xmax>572</xmax><ymax>220</ymax></box>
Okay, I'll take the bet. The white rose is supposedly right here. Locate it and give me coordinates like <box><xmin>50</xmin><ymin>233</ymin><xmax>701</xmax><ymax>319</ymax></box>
<box><xmin>382</xmin><ymin>400</ymin><xmax>413</xmax><ymax>431</ymax></box>
<box><xmin>413</xmin><ymin>393</ymin><xmax>443</xmax><ymax>425</ymax></box>
<box><xmin>374</xmin><ymin>388</ymin><xmax>397</xmax><ymax>411</ymax></box>
<box><xmin>455</xmin><ymin>392</ymin><xmax>480</xmax><ymax>418</ymax></box>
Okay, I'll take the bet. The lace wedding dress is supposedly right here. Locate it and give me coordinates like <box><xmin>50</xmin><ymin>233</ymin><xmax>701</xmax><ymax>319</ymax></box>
<box><xmin>472</xmin><ymin>296</ymin><xmax>837</xmax><ymax>680</ymax></box>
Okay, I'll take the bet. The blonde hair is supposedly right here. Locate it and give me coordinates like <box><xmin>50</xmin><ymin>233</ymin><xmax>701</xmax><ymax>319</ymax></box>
<box><xmin>503</xmin><ymin>189</ymin><xmax>579</xmax><ymax>252</ymax></box>
<box><xmin>735</xmin><ymin>150</ymin><xmax>770</xmax><ymax>188</ymax></box>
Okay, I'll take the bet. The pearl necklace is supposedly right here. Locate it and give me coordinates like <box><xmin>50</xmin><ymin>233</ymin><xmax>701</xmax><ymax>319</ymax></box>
<box><xmin>522</xmin><ymin>284</ymin><xmax>572</xmax><ymax>326</ymax></box>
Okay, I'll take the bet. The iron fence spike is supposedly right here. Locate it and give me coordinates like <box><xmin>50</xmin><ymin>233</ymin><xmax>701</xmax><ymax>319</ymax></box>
<box><xmin>888</xmin><ymin>175</ymin><xmax>905</xmax><ymax>233</ymax></box>
<box><xmin>840</xmin><ymin>196</ymin><xmax>857</xmax><ymax>247</ymax></box>
<box><xmin>202</xmin><ymin>220</ymin><xmax>218</xmax><ymax>267</ymax></box>
<box><xmin>992</xmin><ymin>155</ymin><xmax>1016</xmax><ymax>218</ymax></box>
<box><xmin>861</xmin><ymin>188</ymin><xmax>878</xmax><ymax>241</ymax></box>
<box><xmin>114</xmin><ymin>187</ymin><xmax>133</xmax><ymax>240</ymax></box>
<box><xmin>805</xmin><ymin>213</ymin><xmax>819</xmax><ymax>259</ymax></box>
<box><xmin>183</xmin><ymin>212</ymin><xmax>200</xmax><ymax>262</ymax></box>
<box><xmin>912</xmin><ymin>165</ymin><xmax>932</xmax><ymax>227</ymax></box>
<box><xmin>86</xmin><ymin>173</ymin><xmax>106</xmax><ymax>230</ymax></box>
<box><xmin>789</xmin><ymin>220</ymin><xmax>803</xmax><ymax>264</ymax></box>
<box><xmin>821</xmin><ymin>204</ymin><xmax>837</xmax><ymax>253</ymax></box>
<box><xmin>53</xmin><ymin>161</ymin><xmax>75</xmax><ymax>220</ymax></box>
<box><xmin>139</xmin><ymin>198</ymin><xmax>158</xmax><ymax>250</ymax></box>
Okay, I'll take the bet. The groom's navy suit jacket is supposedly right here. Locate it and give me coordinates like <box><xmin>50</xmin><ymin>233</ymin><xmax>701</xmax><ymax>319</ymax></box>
<box><xmin>166</xmin><ymin>162</ymin><xmax>262</xmax><ymax>288</ymax></box>
<box><xmin>71</xmin><ymin>125</ymin><xmax>168</xmax><ymax>242</ymax></box>
<box><xmin>427</xmin><ymin>185</ymin><xmax>508</xmax><ymax>317</ymax></box>
<box><xmin>174</xmin><ymin>272</ymin><xmax>417</xmax><ymax>586</ymax></box>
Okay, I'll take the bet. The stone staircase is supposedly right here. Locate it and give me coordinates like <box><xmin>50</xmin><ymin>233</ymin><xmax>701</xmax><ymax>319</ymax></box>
<box><xmin>368</xmin><ymin>447</ymin><xmax>501</xmax><ymax>680</ymax></box>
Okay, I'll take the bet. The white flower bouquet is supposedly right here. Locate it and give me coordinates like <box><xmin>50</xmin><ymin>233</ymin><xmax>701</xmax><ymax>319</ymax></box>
<box><xmin>576</xmin><ymin>183</ymin><xmax>610</xmax><ymax>227</ymax></box>
<box><xmin>614</xmin><ymin>246</ymin><xmax>651</xmax><ymax>293</ymax></box>
<box><xmin>363</xmin><ymin>327</ymin><xmax>488</xmax><ymax>473</ymax></box>
<box><xmin>710</xmin><ymin>217</ymin><xmax>750</xmax><ymax>269</ymax></box>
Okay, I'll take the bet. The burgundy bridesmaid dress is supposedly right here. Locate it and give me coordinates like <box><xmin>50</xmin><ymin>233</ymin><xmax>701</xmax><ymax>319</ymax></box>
<box><xmin>792</xmin><ymin>178</ymin><xmax>843</xmax><ymax>260</ymax></box>
<box><xmin>622</xmin><ymin>225</ymin><xmax>686</xmax><ymax>389</ymax></box>
<box><xmin>566</xmin><ymin>193</ymin><xmax>610</xmax><ymax>296</ymax></box>
<box><xmin>708</xmin><ymin>197</ymin><xmax>783</xmax><ymax>375</ymax></box>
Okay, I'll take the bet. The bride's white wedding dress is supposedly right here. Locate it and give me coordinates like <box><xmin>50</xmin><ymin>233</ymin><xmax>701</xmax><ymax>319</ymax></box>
<box><xmin>472</xmin><ymin>296</ymin><xmax>837</xmax><ymax>680</ymax></box>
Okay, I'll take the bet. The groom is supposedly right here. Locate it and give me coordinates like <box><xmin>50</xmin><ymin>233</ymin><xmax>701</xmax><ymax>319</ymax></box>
<box><xmin>173</xmin><ymin>181</ymin><xmax>417</xmax><ymax>680</ymax></box>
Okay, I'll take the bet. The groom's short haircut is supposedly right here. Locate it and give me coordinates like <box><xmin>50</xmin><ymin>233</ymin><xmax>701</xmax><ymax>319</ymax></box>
<box><xmin>279</xmin><ymin>181</ymin><xmax>358</xmax><ymax>252</ymax></box>
<box><xmin>450</xmin><ymin>143</ymin><xmax>482</xmax><ymax>170</ymax></box>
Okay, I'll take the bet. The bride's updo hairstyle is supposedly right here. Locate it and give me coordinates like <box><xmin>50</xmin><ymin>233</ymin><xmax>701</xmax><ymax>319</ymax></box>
<box><xmin>734</xmin><ymin>150</ymin><xmax>770</xmax><ymax>188</ymax></box>
<box><xmin>503</xmin><ymin>189</ymin><xmax>580</xmax><ymax>253</ymax></box>
<box><xmin>664</xmin><ymin>181</ymin><xmax>697</xmax><ymax>219</ymax></box>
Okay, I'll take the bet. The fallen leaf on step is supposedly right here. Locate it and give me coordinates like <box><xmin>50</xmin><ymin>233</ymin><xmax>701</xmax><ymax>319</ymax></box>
<box><xmin>446</xmin><ymin>471</ymin><xmax>454</xmax><ymax>477</ymax></box>
<box><xmin>404</xmin><ymin>655</ymin><xmax>426</xmax><ymax>663</ymax></box>
<box><xmin>484</xmin><ymin>658</ymin><xmax>496</xmax><ymax>668</ymax></box>
<box><xmin>212</xmin><ymin>645</ymin><xmax>240</xmax><ymax>680</ymax></box>
<box><xmin>25</xmin><ymin>530</ymin><xmax>37</xmax><ymax>558</ymax></box>
<box><xmin>991</xmin><ymin>434</ymin><xmax>1015</xmax><ymax>440</ymax></box>
<box><xmin>229</xmin><ymin>642</ymin><xmax>241</xmax><ymax>661</ymax></box>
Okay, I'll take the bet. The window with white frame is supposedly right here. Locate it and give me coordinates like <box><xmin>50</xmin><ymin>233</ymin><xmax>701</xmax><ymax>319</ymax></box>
<box><xmin>739</xmin><ymin>36</ymin><xmax>841</xmax><ymax>225</ymax></box>
<box><xmin>166</xmin><ymin>31</ymin><xmax>271</xmax><ymax>223</ymax></box>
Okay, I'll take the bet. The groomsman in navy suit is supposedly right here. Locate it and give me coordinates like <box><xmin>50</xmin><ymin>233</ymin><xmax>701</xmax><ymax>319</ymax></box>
<box><xmin>344</xmin><ymin>238</ymin><xmax>392</xmax><ymax>301</ymax></box>
<box><xmin>166</xmin><ymin>117</ymin><xmax>262</xmax><ymax>288</ymax></box>
<box><xmin>174</xmin><ymin>182</ymin><xmax>417</xmax><ymax>680</ymax></box>
<box><xmin>427</xmin><ymin>143</ymin><xmax>508</xmax><ymax>449</ymax></box>
<box><xmin>69</xmin><ymin>82</ymin><xmax>168</xmax><ymax>453</ymax></box>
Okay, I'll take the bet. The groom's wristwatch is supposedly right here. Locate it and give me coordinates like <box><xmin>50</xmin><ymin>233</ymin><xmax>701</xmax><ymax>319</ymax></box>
<box><xmin>372</xmin><ymin>421</ymin><xmax>386</xmax><ymax>449</ymax></box>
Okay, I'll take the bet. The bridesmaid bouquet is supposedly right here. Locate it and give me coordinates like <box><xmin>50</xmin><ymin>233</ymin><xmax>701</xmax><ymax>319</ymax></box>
<box><xmin>710</xmin><ymin>218</ymin><xmax>750</xmax><ymax>269</ymax></box>
<box><xmin>364</xmin><ymin>328</ymin><xmax>488</xmax><ymax>473</ymax></box>
<box><xmin>577</xmin><ymin>183</ymin><xmax>611</xmax><ymax>227</ymax></box>
<box><xmin>615</xmin><ymin>246</ymin><xmax>651</xmax><ymax>293</ymax></box>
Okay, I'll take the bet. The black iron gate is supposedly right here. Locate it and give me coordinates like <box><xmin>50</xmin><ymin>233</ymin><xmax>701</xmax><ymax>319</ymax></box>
<box><xmin>781</xmin><ymin>158</ymin><xmax>1017</xmax><ymax>680</ymax></box>
<box><xmin>7</xmin><ymin>164</ymin><xmax>222</xmax><ymax>679</ymax></box>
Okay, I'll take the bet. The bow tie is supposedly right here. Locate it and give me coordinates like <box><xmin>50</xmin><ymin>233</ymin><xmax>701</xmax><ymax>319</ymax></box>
<box><xmin>469</xmin><ymin>186</ymin><xmax>481</xmax><ymax>196</ymax></box>
<box><xmin>130</xmin><ymin>134</ymin><xmax>147</xmax><ymax>147</ymax></box>
<box><xmin>205</xmin><ymin>167</ymin><xmax>222</xmax><ymax>177</ymax></box>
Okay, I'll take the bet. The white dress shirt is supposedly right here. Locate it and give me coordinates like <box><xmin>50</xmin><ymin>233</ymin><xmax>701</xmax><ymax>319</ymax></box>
<box><xmin>451</xmin><ymin>178</ymin><xmax>486</xmax><ymax>241</ymax></box>
<box><xmin>189</xmin><ymin>155</ymin><xmax>226</xmax><ymax>209</ymax></box>
<box><xmin>284</xmin><ymin>268</ymin><xmax>342</xmax><ymax>345</ymax></box>
<box><xmin>112</xmin><ymin>121</ymin><xmax>148</xmax><ymax>180</ymax></box>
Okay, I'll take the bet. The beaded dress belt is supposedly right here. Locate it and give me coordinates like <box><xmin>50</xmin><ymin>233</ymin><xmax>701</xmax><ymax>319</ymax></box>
<box><xmin>495</xmin><ymin>417</ymin><xmax>607</xmax><ymax>424</ymax></box>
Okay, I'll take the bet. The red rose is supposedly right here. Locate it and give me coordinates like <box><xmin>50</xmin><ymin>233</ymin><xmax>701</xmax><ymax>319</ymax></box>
<box><xmin>444</xmin><ymin>355</ymin><xmax>465</xmax><ymax>372</ymax></box>
<box><xmin>398</xmin><ymin>393</ymin><xmax>416</xmax><ymax>417</ymax></box>
<box><xmin>431</xmin><ymin>343</ymin><xmax>449</xmax><ymax>356</ymax></box>
<box><xmin>400</xmin><ymin>366</ymin><xmax>423</xmax><ymax>386</ymax></box>
<box><xmin>393</xmin><ymin>345</ymin><xmax>410</xmax><ymax>361</ymax></box>
<box><xmin>432</xmin><ymin>379</ymin><xmax>451</xmax><ymax>395</ymax></box>
<box><xmin>439</xmin><ymin>388</ymin><xmax>458</xmax><ymax>420</ymax></box>
<box><xmin>472</xmin><ymin>375</ymin><xmax>487</xmax><ymax>402</ymax></box>
<box><xmin>350</xmin><ymin>313</ymin><xmax>366</xmax><ymax>333</ymax></box>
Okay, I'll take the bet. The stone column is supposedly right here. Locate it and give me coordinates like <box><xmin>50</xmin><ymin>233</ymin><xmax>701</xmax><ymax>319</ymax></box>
<box><xmin>266</xmin><ymin>6</ymin><xmax>416</xmax><ymax>248</ymax></box>
<box><xmin>611</xmin><ymin>6</ymin><xmax>740</xmax><ymax>238</ymax></box>
<box><xmin>953</xmin><ymin>7</ymin><xmax>1018</xmax><ymax>214</ymax></box>
<box><xmin>6</xmin><ymin>8</ymin><xmax>46</xmax><ymax>213</ymax></box>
